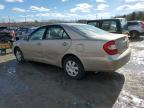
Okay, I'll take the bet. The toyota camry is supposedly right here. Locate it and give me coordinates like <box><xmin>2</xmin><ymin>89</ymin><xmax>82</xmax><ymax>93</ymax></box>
<box><xmin>13</xmin><ymin>23</ymin><xmax>131</xmax><ymax>79</ymax></box>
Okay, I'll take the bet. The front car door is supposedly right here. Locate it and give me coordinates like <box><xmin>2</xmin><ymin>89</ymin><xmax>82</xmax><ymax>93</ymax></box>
<box><xmin>42</xmin><ymin>25</ymin><xmax>71</xmax><ymax>65</ymax></box>
<box><xmin>20</xmin><ymin>27</ymin><xmax>46</xmax><ymax>61</ymax></box>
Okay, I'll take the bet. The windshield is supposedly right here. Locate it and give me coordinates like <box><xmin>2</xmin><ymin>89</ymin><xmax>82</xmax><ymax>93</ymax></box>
<box><xmin>71</xmin><ymin>24</ymin><xmax>109</xmax><ymax>38</ymax></box>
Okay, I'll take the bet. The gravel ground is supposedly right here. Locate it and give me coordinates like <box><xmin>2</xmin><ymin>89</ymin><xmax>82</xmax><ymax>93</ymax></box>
<box><xmin>0</xmin><ymin>37</ymin><xmax>144</xmax><ymax>108</ymax></box>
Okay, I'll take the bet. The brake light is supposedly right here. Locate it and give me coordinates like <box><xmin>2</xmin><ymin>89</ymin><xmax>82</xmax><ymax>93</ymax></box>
<box><xmin>103</xmin><ymin>40</ymin><xmax>118</xmax><ymax>55</ymax></box>
<box><xmin>141</xmin><ymin>22</ymin><xmax>144</xmax><ymax>28</ymax></box>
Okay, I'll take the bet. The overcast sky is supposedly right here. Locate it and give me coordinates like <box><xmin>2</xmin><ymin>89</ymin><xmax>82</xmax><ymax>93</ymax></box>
<box><xmin>0</xmin><ymin>0</ymin><xmax>144</xmax><ymax>22</ymax></box>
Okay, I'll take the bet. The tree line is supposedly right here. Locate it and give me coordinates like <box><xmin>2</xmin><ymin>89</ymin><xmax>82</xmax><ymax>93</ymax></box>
<box><xmin>115</xmin><ymin>11</ymin><xmax>144</xmax><ymax>21</ymax></box>
<box><xmin>1</xmin><ymin>11</ymin><xmax>144</xmax><ymax>27</ymax></box>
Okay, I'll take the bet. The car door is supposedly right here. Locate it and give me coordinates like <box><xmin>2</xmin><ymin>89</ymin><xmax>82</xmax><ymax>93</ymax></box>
<box><xmin>42</xmin><ymin>25</ymin><xmax>71</xmax><ymax>64</ymax></box>
<box><xmin>20</xmin><ymin>27</ymin><xmax>46</xmax><ymax>60</ymax></box>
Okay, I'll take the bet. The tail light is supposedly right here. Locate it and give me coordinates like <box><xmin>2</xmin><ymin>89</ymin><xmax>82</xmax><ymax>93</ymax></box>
<box><xmin>141</xmin><ymin>22</ymin><xmax>144</xmax><ymax>28</ymax></box>
<box><xmin>103</xmin><ymin>40</ymin><xmax>118</xmax><ymax>55</ymax></box>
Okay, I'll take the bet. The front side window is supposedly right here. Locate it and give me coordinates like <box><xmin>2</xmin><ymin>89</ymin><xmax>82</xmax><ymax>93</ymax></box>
<box><xmin>45</xmin><ymin>26</ymin><xmax>69</xmax><ymax>39</ymax></box>
<box><xmin>101</xmin><ymin>21</ymin><xmax>117</xmax><ymax>33</ymax></box>
<box><xmin>29</xmin><ymin>27</ymin><xmax>46</xmax><ymax>40</ymax></box>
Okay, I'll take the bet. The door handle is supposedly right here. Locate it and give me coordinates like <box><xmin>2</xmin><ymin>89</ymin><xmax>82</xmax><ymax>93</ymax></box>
<box><xmin>62</xmin><ymin>42</ymin><xmax>68</xmax><ymax>46</ymax></box>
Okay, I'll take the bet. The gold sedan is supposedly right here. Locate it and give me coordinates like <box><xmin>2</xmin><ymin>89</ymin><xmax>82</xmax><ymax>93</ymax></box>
<box><xmin>13</xmin><ymin>23</ymin><xmax>131</xmax><ymax>79</ymax></box>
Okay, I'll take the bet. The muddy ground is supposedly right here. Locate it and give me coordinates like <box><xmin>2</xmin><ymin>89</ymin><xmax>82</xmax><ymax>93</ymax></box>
<box><xmin>0</xmin><ymin>37</ymin><xmax>144</xmax><ymax>108</ymax></box>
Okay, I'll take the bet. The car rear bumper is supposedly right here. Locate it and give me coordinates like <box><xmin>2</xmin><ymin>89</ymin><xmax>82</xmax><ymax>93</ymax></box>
<box><xmin>82</xmin><ymin>48</ymin><xmax>131</xmax><ymax>72</ymax></box>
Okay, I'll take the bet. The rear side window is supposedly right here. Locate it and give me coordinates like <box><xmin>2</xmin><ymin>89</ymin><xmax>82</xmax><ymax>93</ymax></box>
<box><xmin>87</xmin><ymin>22</ymin><xmax>99</xmax><ymax>28</ymax></box>
<box><xmin>128</xmin><ymin>22</ymin><xmax>139</xmax><ymax>26</ymax></box>
<box><xmin>101</xmin><ymin>21</ymin><xmax>117</xmax><ymax>33</ymax></box>
<box><xmin>45</xmin><ymin>26</ymin><xmax>69</xmax><ymax>40</ymax></box>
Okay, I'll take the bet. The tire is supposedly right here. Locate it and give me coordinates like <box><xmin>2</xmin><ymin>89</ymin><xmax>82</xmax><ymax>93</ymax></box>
<box><xmin>130</xmin><ymin>31</ymin><xmax>139</xmax><ymax>38</ymax></box>
<box><xmin>63</xmin><ymin>56</ymin><xmax>85</xmax><ymax>80</ymax></box>
<box><xmin>15</xmin><ymin>48</ymin><xmax>25</xmax><ymax>63</ymax></box>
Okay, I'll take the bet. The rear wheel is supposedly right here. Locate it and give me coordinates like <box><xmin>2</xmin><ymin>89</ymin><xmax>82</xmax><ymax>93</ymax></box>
<box><xmin>63</xmin><ymin>57</ymin><xmax>85</xmax><ymax>79</ymax></box>
<box><xmin>15</xmin><ymin>48</ymin><xmax>25</xmax><ymax>63</ymax></box>
<box><xmin>130</xmin><ymin>31</ymin><xmax>139</xmax><ymax>38</ymax></box>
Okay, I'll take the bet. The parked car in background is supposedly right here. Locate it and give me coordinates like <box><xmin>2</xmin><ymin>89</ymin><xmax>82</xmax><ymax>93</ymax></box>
<box><xmin>0</xmin><ymin>27</ymin><xmax>7</xmax><ymax>31</ymax></box>
<box><xmin>128</xmin><ymin>21</ymin><xmax>144</xmax><ymax>38</ymax></box>
<box><xmin>0</xmin><ymin>27</ymin><xmax>15</xmax><ymax>43</ymax></box>
<box><xmin>85</xmin><ymin>18</ymin><xmax>129</xmax><ymax>35</ymax></box>
<box><xmin>16</xmin><ymin>27</ymin><xmax>37</xmax><ymax>40</ymax></box>
<box><xmin>13</xmin><ymin>23</ymin><xmax>131</xmax><ymax>79</ymax></box>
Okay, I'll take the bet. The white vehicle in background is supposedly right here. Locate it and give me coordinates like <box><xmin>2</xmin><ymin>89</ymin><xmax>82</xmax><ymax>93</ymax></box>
<box><xmin>128</xmin><ymin>21</ymin><xmax>144</xmax><ymax>38</ymax></box>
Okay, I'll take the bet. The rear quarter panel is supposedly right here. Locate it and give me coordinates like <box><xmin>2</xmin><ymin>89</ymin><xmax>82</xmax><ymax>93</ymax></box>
<box><xmin>63</xmin><ymin>39</ymin><xmax>107</xmax><ymax>69</ymax></box>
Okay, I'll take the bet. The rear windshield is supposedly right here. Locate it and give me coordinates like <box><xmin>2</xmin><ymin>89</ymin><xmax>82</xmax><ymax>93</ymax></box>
<box><xmin>71</xmin><ymin>24</ymin><xmax>109</xmax><ymax>38</ymax></box>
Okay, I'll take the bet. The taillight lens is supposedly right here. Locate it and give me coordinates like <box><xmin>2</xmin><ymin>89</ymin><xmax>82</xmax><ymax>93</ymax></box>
<box><xmin>103</xmin><ymin>40</ymin><xmax>118</xmax><ymax>55</ymax></box>
<box><xmin>141</xmin><ymin>22</ymin><xmax>144</xmax><ymax>28</ymax></box>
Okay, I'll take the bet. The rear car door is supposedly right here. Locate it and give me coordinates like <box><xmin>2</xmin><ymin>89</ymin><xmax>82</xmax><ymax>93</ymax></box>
<box><xmin>42</xmin><ymin>25</ymin><xmax>71</xmax><ymax>64</ymax></box>
<box><xmin>20</xmin><ymin>27</ymin><xmax>46</xmax><ymax>60</ymax></box>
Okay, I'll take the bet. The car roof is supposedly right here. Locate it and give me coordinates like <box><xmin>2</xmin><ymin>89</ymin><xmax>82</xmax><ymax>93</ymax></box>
<box><xmin>128</xmin><ymin>20</ymin><xmax>142</xmax><ymax>22</ymax></box>
<box><xmin>87</xmin><ymin>18</ymin><xmax>125</xmax><ymax>22</ymax></box>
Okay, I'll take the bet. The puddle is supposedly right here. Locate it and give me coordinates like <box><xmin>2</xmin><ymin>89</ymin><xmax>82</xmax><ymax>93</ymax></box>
<box><xmin>6</xmin><ymin>60</ymin><xmax>17</xmax><ymax>77</ymax></box>
<box><xmin>7</xmin><ymin>67</ymin><xmax>16</xmax><ymax>74</ymax></box>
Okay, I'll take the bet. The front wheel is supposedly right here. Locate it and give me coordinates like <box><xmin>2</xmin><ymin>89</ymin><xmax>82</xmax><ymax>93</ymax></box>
<box><xmin>15</xmin><ymin>49</ymin><xmax>25</xmax><ymax>63</ymax></box>
<box><xmin>63</xmin><ymin>57</ymin><xmax>85</xmax><ymax>80</ymax></box>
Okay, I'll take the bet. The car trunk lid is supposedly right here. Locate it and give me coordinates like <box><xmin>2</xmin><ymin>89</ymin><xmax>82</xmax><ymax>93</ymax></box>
<box><xmin>116</xmin><ymin>36</ymin><xmax>129</xmax><ymax>54</ymax></box>
<box><xmin>103</xmin><ymin>34</ymin><xmax>129</xmax><ymax>55</ymax></box>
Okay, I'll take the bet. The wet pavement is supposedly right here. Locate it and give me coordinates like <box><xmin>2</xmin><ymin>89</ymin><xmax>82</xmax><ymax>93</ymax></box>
<box><xmin>0</xmin><ymin>37</ymin><xmax>144</xmax><ymax>108</ymax></box>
